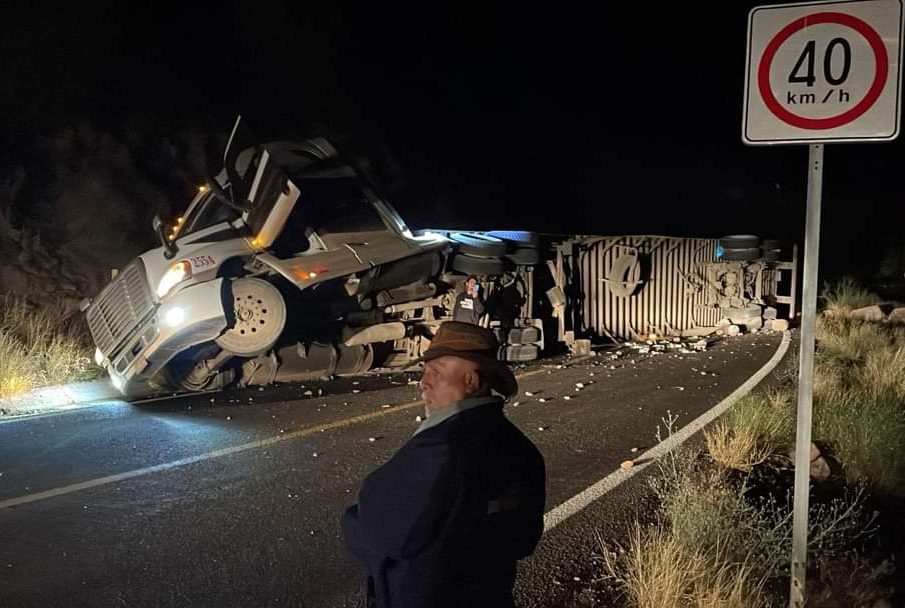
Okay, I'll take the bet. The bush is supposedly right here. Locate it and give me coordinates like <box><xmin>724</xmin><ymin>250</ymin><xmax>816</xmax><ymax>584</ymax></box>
<box><xmin>653</xmin><ymin>438</ymin><xmax>873</xmax><ymax>581</ymax></box>
<box><xmin>819</xmin><ymin>277</ymin><xmax>882</xmax><ymax>315</ymax></box>
<box><xmin>815</xmin><ymin>391</ymin><xmax>905</xmax><ymax>496</ymax></box>
<box><xmin>0</xmin><ymin>296</ymin><xmax>100</xmax><ymax>402</ymax></box>
<box><xmin>601</xmin><ymin>523</ymin><xmax>765</xmax><ymax>608</ymax></box>
<box><xmin>0</xmin><ymin>330</ymin><xmax>36</xmax><ymax>400</ymax></box>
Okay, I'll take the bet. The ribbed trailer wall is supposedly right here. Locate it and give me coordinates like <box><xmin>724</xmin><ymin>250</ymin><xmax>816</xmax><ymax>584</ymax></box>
<box><xmin>570</xmin><ymin>235</ymin><xmax>724</xmax><ymax>341</ymax></box>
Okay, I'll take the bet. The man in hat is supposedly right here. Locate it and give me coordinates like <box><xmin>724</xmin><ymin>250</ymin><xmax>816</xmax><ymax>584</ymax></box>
<box><xmin>341</xmin><ymin>321</ymin><xmax>546</xmax><ymax>608</ymax></box>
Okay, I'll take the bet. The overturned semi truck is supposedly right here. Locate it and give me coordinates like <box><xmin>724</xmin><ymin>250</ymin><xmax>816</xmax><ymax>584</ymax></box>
<box><xmin>85</xmin><ymin>123</ymin><xmax>797</xmax><ymax>396</ymax></box>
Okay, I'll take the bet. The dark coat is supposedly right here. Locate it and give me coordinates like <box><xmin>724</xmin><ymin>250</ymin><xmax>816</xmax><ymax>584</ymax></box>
<box><xmin>452</xmin><ymin>292</ymin><xmax>485</xmax><ymax>325</ymax></box>
<box><xmin>341</xmin><ymin>398</ymin><xmax>546</xmax><ymax>608</ymax></box>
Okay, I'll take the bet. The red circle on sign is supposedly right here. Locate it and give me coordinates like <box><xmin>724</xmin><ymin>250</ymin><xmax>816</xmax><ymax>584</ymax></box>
<box><xmin>757</xmin><ymin>12</ymin><xmax>888</xmax><ymax>130</ymax></box>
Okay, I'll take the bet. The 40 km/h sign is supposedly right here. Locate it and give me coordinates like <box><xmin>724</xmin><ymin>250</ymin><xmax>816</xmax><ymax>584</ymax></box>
<box><xmin>743</xmin><ymin>0</ymin><xmax>904</xmax><ymax>144</ymax></box>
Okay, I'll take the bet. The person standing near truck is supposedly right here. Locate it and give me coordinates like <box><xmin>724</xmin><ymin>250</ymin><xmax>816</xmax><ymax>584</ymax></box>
<box><xmin>341</xmin><ymin>321</ymin><xmax>546</xmax><ymax>608</ymax></box>
<box><xmin>452</xmin><ymin>275</ymin><xmax>485</xmax><ymax>325</ymax></box>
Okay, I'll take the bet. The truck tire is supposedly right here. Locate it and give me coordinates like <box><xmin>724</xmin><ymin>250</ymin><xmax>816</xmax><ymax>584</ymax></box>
<box><xmin>216</xmin><ymin>278</ymin><xmax>287</xmax><ymax>356</ymax></box>
<box><xmin>501</xmin><ymin>344</ymin><xmax>539</xmax><ymax>361</ymax></box>
<box><xmin>449</xmin><ymin>232</ymin><xmax>508</xmax><ymax>257</ymax></box>
<box><xmin>504</xmin><ymin>247</ymin><xmax>540</xmax><ymax>266</ymax></box>
<box><xmin>720</xmin><ymin>247</ymin><xmax>761</xmax><ymax>261</ymax></box>
<box><xmin>719</xmin><ymin>235</ymin><xmax>759</xmax><ymax>249</ymax></box>
<box><xmin>486</xmin><ymin>230</ymin><xmax>542</xmax><ymax>248</ymax></box>
<box><xmin>450</xmin><ymin>253</ymin><xmax>512</xmax><ymax>275</ymax></box>
<box><xmin>761</xmin><ymin>248</ymin><xmax>781</xmax><ymax>262</ymax></box>
<box><xmin>508</xmin><ymin>326</ymin><xmax>540</xmax><ymax>344</ymax></box>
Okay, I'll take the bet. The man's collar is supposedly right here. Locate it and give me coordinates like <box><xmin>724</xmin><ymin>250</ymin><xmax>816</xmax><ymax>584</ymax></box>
<box><xmin>413</xmin><ymin>395</ymin><xmax>501</xmax><ymax>436</ymax></box>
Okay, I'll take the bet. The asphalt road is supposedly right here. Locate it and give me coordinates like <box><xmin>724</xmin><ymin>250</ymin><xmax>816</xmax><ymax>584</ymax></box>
<box><xmin>0</xmin><ymin>332</ymin><xmax>783</xmax><ymax>608</ymax></box>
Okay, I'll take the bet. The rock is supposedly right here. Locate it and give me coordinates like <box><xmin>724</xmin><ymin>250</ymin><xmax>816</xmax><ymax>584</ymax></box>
<box><xmin>620</xmin><ymin>460</ymin><xmax>634</xmax><ymax>469</ymax></box>
<box><xmin>726</xmin><ymin>324</ymin><xmax>740</xmax><ymax>336</ymax></box>
<box><xmin>763</xmin><ymin>306</ymin><xmax>778</xmax><ymax>320</ymax></box>
<box><xmin>772</xmin><ymin>319</ymin><xmax>790</xmax><ymax>331</ymax></box>
<box><xmin>887</xmin><ymin>307</ymin><xmax>905</xmax><ymax>324</ymax></box>
<box><xmin>744</xmin><ymin>317</ymin><xmax>764</xmax><ymax>332</ymax></box>
<box><xmin>810</xmin><ymin>442</ymin><xmax>831</xmax><ymax>481</ymax></box>
<box><xmin>850</xmin><ymin>305</ymin><xmax>885</xmax><ymax>322</ymax></box>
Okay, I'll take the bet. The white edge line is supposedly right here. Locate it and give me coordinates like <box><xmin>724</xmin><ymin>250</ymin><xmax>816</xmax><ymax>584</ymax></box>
<box><xmin>542</xmin><ymin>330</ymin><xmax>792</xmax><ymax>533</ymax></box>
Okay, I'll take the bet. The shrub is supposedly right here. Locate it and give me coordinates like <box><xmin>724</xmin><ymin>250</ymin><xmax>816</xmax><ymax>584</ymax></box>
<box><xmin>0</xmin><ymin>296</ymin><xmax>100</xmax><ymax>402</ymax></box>
<box><xmin>705</xmin><ymin>423</ymin><xmax>771</xmax><ymax>472</ymax></box>
<box><xmin>819</xmin><ymin>277</ymin><xmax>882</xmax><ymax>315</ymax></box>
<box><xmin>654</xmin><ymin>430</ymin><xmax>873</xmax><ymax>581</ymax></box>
<box><xmin>814</xmin><ymin>391</ymin><xmax>905</xmax><ymax>496</ymax></box>
<box><xmin>0</xmin><ymin>330</ymin><xmax>36</xmax><ymax>400</ymax></box>
<box><xmin>601</xmin><ymin>523</ymin><xmax>765</xmax><ymax>608</ymax></box>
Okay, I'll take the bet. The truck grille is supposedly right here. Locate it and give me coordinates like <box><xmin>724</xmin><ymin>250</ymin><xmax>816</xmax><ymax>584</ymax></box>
<box><xmin>87</xmin><ymin>260</ymin><xmax>154</xmax><ymax>358</ymax></box>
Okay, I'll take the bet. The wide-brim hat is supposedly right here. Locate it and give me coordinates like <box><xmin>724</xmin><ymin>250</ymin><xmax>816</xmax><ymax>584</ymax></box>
<box><xmin>418</xmin><ymin>321</ymin><xmax>518</xmax><ymax>398</ymax></box>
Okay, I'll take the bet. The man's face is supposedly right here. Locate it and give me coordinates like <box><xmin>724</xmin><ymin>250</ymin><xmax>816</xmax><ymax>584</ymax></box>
<box><xmin>466</xmin><ymin>279</ymin><xmax>478</xmax><ymax>297</ymax></box>
<box><xmin>419</xmin><ymin>355</ymin><xmax>480</xmax><ymax>410</ymax></box>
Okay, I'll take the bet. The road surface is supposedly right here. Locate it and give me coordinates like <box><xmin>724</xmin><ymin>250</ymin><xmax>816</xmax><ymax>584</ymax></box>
<box><xmin>0</xmin><ymin>332</ymin><xmax>783</xmax><ymax>607</ymax></box>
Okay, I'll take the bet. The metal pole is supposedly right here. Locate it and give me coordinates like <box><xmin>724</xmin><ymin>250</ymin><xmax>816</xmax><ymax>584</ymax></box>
<box><xmin>789</xmin><ymin>144</ymin><xmax>823</xmax><ymax>607</ymax></box>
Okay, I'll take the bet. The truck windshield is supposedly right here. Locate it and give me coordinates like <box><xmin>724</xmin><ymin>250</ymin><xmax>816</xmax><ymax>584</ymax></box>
<box><xmin>176</xmin><ymin>191</ymin><xmax>241</xmax><ymax>238</ymax></box>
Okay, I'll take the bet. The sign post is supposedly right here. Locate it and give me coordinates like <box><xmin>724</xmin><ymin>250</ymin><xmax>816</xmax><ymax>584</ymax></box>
<box><xmin>743</xmin><ymin>1</ymin><xmax>903</xmax><ymax>605</ymax></box>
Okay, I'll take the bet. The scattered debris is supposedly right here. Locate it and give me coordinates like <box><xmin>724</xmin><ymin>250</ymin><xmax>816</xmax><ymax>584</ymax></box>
<box><xmin>620</xmin><ymin>460</ymin><xmax>634</xmax><ymax>469</ymax></box>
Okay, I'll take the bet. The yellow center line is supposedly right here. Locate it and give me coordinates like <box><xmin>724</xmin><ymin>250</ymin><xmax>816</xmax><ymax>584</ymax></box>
<box><xmin>0</xmin><ymin>363</ymin><xmax>578</xmax><ymax>510</ymax></box>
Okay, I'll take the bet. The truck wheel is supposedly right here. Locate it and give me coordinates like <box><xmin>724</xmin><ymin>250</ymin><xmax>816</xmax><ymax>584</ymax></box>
<box><xmin>508</xmin><ymin>326</ymin><xmax>540</xmax><ymax>344</ymax></box>
<box><xmin>486</xmin><ymin>230</ymin><xmax>542</xmax><ymax>248</ymax></box>
<box><xmin>505</xmin><ymin>247</ymin><xmax>540</xmax><ymax>266</ymax></box>
<box><xmin>450</xmin><ymin>253</ymin><xmax>512</xmax><ymax>275</ymax></box>
<box><xmin>720</xmin><ymin>247</ymin><xmax>761</xmax><ymax>261</ymax></box>
<box><xmin>216</xmin><ymin>278</ymin><xmax>287</xmax><ymax>357</ymax></box>
<box><xmin>501</xmin><ymin>344</ymin><xmax>539</xmax><ymax>361</ymax></box>
<box><xmin>719</xmin><ymin>234</ymin><xmax>759</xmax><ymax>249</ymax></box>
<box><xmin>449</xmin><ymin>232</ymin><xmax>508</xmax><ymax>257</ymax></box>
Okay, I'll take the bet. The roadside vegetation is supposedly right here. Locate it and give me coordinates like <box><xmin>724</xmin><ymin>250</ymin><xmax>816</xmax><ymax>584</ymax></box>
<box><xmin>602</xmin><ymin>278</ymin><xmax>902</xmax><ymax>607</ymax></box>
<box><xmin>0</xmin><ymin>296</ymin><xmax>101</xmax><ymax>403</ymax></box>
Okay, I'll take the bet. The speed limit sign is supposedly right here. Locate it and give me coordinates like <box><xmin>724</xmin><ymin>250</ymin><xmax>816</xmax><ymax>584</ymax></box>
<box><xmin>743</xmin><ymin>0</ymin><xmax>904</xmax><ymax>144</ymax></box>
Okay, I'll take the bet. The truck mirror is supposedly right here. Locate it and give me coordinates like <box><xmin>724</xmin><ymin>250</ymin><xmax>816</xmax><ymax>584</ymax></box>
<box><xmin>153</xmin><ymin>213</ymin><xmax>178</xmax><ymax>259</ymax></box>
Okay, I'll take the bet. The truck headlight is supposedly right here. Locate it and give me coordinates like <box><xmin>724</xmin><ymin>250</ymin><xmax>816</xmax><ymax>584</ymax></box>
<box><xmin>156</xmin><ymin>261</ymin><xmax>192</xmax><ymax>299</ymax></box>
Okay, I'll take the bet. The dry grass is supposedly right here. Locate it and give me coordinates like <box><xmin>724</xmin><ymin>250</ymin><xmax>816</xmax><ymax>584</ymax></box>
<box><xmin>0</xmin><ymin>330</ymin><xmax>36</xmax><ymax>400</ymax></box>
<box><xmin>705</xmin><ymin>423</ymin><xmax>772</xmax><ymax>472</ymax></box>
<box><xmin>0</xmin><ymin>296</ymin><xmax>100</xmax><ymax>401</ymax></box>
<box><xmin>858</xmin><ymin>345</ymin><xmax>905</xmax><ymax>399</ymax></box>
<box><xmin>709</xmin><ymin>389</ymin><xmax>796</xmax><ymax>470</ymax></box>
<box><xmin>815</xmin><ymin>390</ymin><xmax>905</xmax><ymax>496</ymax></box>
<box><xmin>601</xmin><ymin>524</ymin><xmax>766</xmax><ymax>608</ymax></box>
<box><xmin>819</xmin><ymin>277</ymin><xmax>882</xmax><ymax>316</ymax></box>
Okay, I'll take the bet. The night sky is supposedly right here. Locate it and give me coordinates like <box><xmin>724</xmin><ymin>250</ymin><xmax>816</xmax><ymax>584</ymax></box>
<box><xmin>1</xmin><ymin>2</ymin><xmax>903</xmax><ymax>282</ymax></box>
